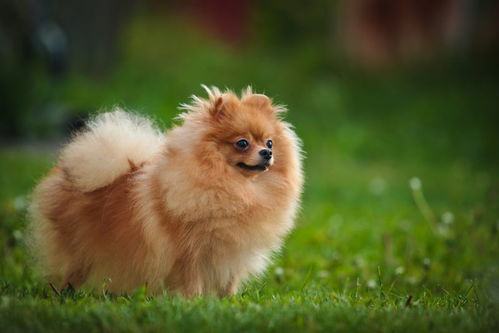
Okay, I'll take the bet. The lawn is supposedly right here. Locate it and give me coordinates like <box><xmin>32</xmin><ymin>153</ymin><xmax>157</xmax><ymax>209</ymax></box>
<box><xmin>1</xmin><ymin>17</ymin><xmax>498</xmax><ymax>332</ymax></box>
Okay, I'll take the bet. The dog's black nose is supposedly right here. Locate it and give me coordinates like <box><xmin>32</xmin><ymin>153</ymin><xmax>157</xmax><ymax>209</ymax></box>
<box><xmin>259</xmin><ymin>148</ymin><xmax>272</xmax><ymax>160</ymax></box>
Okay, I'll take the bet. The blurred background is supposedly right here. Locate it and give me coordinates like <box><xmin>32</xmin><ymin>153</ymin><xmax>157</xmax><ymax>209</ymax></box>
<box><xmin>0</xmin><ymin>0</ymin><xmax>498</xmax><ymax>297</ymax></box>
<box><xmin>1</xmin><ymin>0</ymin><xmax>498</xmax><ymax>143</ymax></box>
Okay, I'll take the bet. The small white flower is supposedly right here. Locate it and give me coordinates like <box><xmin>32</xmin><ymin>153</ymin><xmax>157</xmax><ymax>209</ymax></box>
<box><xmin>317</xmin><ymin>270</ymin><xmax>329</xmax><ymax>278</ymax></box>
<box><xmin>367</xmin><ymin>279</ymin><xmax>377</xmax><ymax>289</ymax></box>
<box><xmin>369</xmin><ymin>177</ymin><xmax>387</xmax><ymax>196</ymax></box>
<box><xmin>442</xmin><ymin>211</ymin><xmax>454</xmax><ymax>225</ymax></box>
<box><xmin>13</xmin><ymin>230</ymin><xmax>23</xmax><ymax>241</ymax></box>
<box><xmin>395</xmin><ymin>266</ymin><xmax>405</xmax><ymax>275</ymax></box>
<box><xmin>274</xmin><ymin>267</ymin><xmax>284</xmax><ymax>276</ymax></box>
<box><xmin>409</xmin><ymin>177</ymin><xmax>422</xmax><ymax>191</ymax></box>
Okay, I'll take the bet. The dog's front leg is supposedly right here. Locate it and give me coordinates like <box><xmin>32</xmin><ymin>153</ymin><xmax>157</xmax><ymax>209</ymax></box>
<box><xmin>217</xmin><ymin>274</ymin><xmax>240</xmax><ymax>297</ymax></box>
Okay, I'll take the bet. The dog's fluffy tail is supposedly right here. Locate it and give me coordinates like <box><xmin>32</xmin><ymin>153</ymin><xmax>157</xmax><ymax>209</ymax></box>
<box><xmin>60</xmin><ymin>109</ymin><xmax>165</xmax><ymax>192</ymax></box>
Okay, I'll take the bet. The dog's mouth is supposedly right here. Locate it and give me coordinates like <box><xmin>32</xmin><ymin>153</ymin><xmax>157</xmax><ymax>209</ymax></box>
<box><xmin>236</xmin><ymin>162</ymin><xmax>270</xmax><ymax>172</ymax></box>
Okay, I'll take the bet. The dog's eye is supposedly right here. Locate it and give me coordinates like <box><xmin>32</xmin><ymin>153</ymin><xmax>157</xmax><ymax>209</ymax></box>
<box><xmin>266</xmin><ymin>140</ymin><xmax>273</xmax><ymax>149</ymax></box>
<box><xmin>235</xmin><ymin>139</ymin><xmax>249</xmax><ymax>150</ymax></box>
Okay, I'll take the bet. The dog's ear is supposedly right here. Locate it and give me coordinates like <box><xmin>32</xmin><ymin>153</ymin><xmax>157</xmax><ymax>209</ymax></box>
<box><xmin>209</xmin><ymin>96</ymin><xmax>225</xmax><ymax>120</ymax></box>
<box><xmin>209</xmin><ymin>95</ymin><xmax>237</xmax><ymax>121</ymax></box>
<box><xmin>242</xmin><ymin>94</ymin><xmax>272</xmax><ymax>109</ymax></box>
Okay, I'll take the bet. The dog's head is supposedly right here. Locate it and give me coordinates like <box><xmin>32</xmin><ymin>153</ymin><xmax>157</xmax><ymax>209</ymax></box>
<box><xmin>181</xmin><ymin>87</ymin><xmax>287</xmax><ymax>178</ymax></box>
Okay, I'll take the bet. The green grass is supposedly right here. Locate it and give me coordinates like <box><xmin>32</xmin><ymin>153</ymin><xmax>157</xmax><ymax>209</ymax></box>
<box><xmin>1</xmin><ymin>134</ymin><xmax>497</xmax><ymax>332</ymax></box>
<box><xmin>1</xmin><ymin>15</ymin><xmax>499</xmax><ymax>332</ymax></box>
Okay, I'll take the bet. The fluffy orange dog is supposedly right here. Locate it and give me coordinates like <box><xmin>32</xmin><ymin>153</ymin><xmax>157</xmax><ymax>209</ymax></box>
<box><xmin>28</xmin><ymin>86</ymin><xmax>303</xmax><ymax>296</ymax></box>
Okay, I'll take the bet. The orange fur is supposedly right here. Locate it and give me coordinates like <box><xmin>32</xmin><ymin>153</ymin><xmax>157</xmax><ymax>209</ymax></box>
<box><xmin>27</xmin><ymin>86</ymin><xmax>303</xmax><ymax>296</ymax></box>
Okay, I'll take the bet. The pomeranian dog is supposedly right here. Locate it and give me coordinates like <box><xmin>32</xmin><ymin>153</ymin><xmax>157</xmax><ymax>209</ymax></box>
<box><xmin>28</xmin><ymin>86</ymin><xmax>303</xmax><ymax>297</ymax></box>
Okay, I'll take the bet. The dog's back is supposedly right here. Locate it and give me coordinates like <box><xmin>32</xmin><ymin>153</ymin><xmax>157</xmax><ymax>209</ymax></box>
<box><xmin>27</xmin><ymin>110</ymin><xmax>170</xmax><ymax>292</ymax></box>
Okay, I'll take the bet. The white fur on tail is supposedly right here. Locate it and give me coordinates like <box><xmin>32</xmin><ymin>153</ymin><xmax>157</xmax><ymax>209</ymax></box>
<box><xmin>60</xmin><ymin>109</ymin><xmax>165</xmax><ymax>192</ymax></box>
